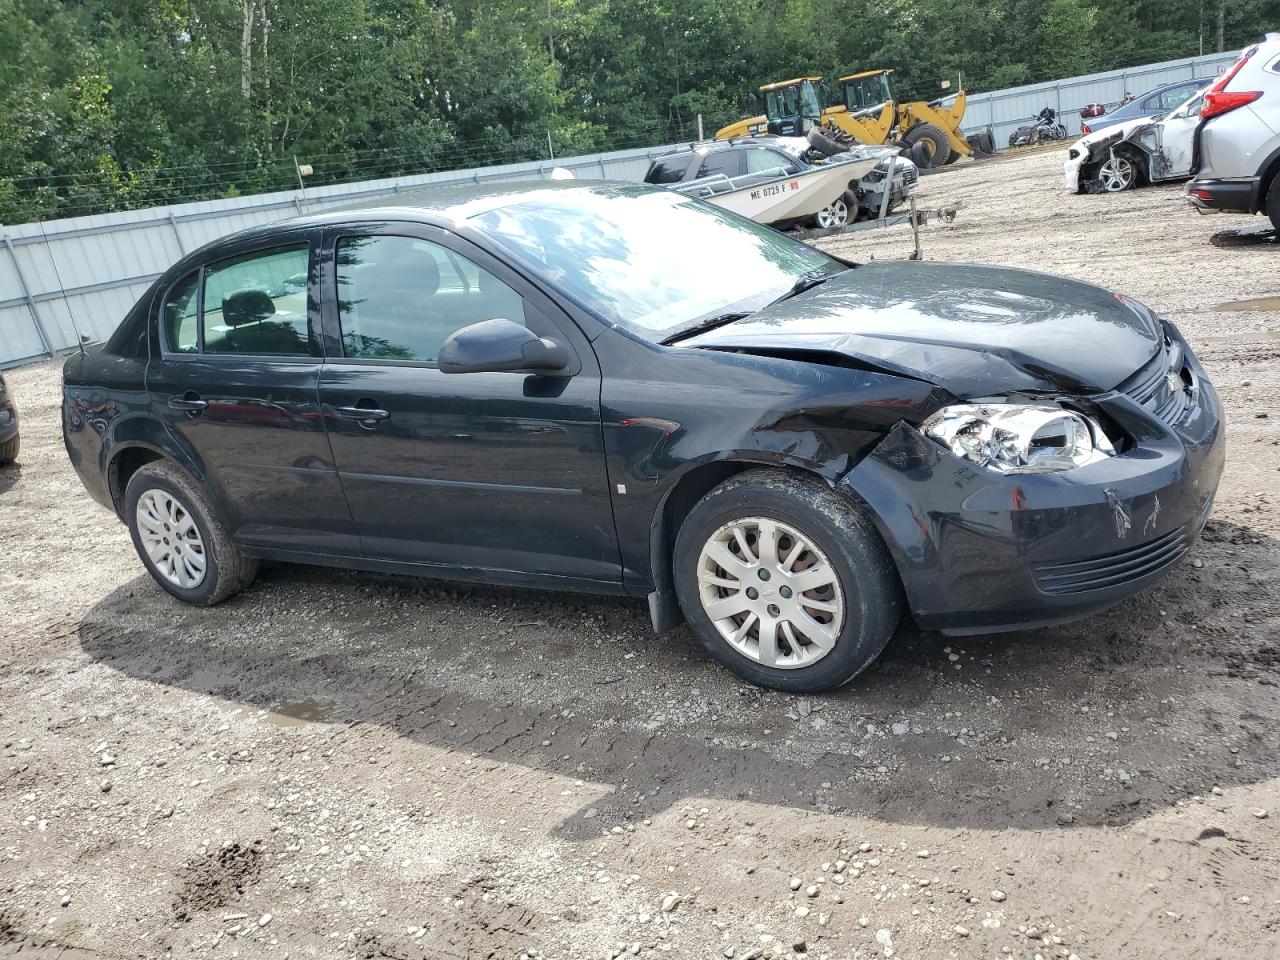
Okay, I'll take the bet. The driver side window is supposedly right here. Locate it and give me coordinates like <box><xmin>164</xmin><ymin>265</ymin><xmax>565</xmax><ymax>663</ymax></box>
<box><xmin>335</xmin><ymin>236</ymin><xmax>527</xmax><ymax>363</ymax></box>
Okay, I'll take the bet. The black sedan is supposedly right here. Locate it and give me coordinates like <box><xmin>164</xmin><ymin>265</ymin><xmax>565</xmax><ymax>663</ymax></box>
<box><xmin>62</xmin><ymin>182</ymin><xmax>1224</xmax><ymax>692</ymax></box>
<box><xmin>0</xmin><ymin>371</ymin><xmax>18</xmax><ymax>466</ymax></box>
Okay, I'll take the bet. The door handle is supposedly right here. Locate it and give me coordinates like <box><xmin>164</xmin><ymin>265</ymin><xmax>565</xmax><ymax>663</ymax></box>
<box><xmin>168</xmin><ymin>394</ymin><xmax>208</xmax><ymax>413</ymax></box>
<box><xmin>333</xmin><ymin>405</ymin><xmax>391</xmax><ymax>423</ymax></box>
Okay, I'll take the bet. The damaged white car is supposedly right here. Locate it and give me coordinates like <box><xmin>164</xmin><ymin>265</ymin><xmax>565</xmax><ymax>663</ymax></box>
<box><xmin>1064</xmin><ymin>90</ymin><xmax>1205</xmax><ymax>193</ymax></box>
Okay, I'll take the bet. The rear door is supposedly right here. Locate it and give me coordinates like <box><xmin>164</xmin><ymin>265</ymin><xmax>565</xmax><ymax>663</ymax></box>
<box><xmin>315</xmin><ymin>223</ymin><xmax>620</xmax><ymax>584</ymax></box>
<box><xmin>145</xmin><ymin>232</ymin><xmax>358</xmax><ymax>555</ymax></box>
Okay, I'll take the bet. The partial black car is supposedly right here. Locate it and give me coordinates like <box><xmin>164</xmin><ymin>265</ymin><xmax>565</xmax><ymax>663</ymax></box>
<box><xmin>0</xmin><ymin>372</ymin><xmax>19</xmax><ymax>466</ymax></box>
<box><xmin>62</xmin><ymin>182</ymin><xmax>1224</xmax><ymax>692</ymax></box>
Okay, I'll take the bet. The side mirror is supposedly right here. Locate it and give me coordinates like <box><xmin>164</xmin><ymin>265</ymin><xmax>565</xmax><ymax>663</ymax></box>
<box><xmin>438</xmin><ymin>318</ymin><xmax>571</xmax><ymax>375</ymax></box>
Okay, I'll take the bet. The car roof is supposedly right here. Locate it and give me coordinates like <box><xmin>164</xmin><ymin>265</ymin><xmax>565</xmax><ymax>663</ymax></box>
<box><xmin>656</xmin><ymin>137</ymin><xmax>786</xmax><ymax>159</ymax></box>
<box><xmin>177</xmin><ymin>180</ymin><xmax>653</xmax><ymax>261</ymax></box>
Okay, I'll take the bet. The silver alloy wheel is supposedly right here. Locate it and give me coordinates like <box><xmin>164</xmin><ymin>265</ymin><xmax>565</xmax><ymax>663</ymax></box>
<box><xmin>1098</xmin><ymin>156</ymin><xmax>1135</xmax><ymax>192</ymax></box>
<box><xmin>696</xmin><ymin>516</ymin><xmax>844</xmax><ymax>669</ymax></box>
<box><xmin>136</xmin><ymin>489</ymin><xmax>207</xmax><ymax>589</ymax></box>
<box><xmin>815</xmin><ymin>198</ymin><xmax>849</xmax><ymax>229</ymax></box>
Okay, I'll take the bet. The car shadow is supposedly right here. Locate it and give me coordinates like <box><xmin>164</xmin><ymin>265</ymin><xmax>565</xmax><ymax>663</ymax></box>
<box><xmin>0</xmin><ymin>460</ymin><xmax>21</xmax><ymax>495</ymax></box>
<box><xmin>76</xmin><ymin>517</ymin><xmax>1279</xmax><ymax>840</ymax></box>
<box><xmin>1209</xmin><ymin>223</ymin><xmax>1279</xmax><ymax>247</ymax></box>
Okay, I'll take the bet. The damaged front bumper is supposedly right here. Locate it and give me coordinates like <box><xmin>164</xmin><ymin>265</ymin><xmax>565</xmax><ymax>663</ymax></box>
<box><xmin>839</xmin><ymin>341</ymin><xmax>1225</xmax><ymax>635</ymax></box>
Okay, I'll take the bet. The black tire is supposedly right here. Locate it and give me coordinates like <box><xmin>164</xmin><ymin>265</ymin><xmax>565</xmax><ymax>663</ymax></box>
<box><xmin>902</xmin><ymin>122</ymin><xmax>951</xmax><ymax>167</ymax></box>
<box><xmin>124</xmin><ymin>460</ymin><xmax>259</xmax><ymax>606</ymax></box>
<box><xmin>806</xmin><ymin>126</ymin><xmax>852</xmax><ymax>158</ymax></box>
<box><xmin>672</xmin><ymin>469</ymin><xmax>902</xmax><ymax>692</ymax></box>
<box><xmin>0</xmin><ymin>433</ymin><xmax>17</xmax><ymax>466</ymax></box>
<box><xmin>1267</xmin><ymin>174</ymin><xmax>1280</xmax><ymax>232</ymax></box>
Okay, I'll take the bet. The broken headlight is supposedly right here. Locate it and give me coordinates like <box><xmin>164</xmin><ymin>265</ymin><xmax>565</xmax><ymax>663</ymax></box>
<box><xmin>920</xmin><ymin>404</ymin><xmax>1116</xmax><ymax>474</ymax></box>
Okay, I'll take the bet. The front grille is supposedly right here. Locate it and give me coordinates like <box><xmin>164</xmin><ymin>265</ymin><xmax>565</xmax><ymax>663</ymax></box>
<box><xmin>1032</xmin><ymin>527</ymin><xmax>1189</xmax><ymax>595</ymax></box>
<box><xmin>1119</xmin><ymin>335</ymin><xmax>1193</xmax><ymax>428</ymax></box>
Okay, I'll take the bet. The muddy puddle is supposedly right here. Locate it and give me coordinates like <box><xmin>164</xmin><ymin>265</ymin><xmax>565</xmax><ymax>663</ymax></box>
<box><xmin>1215</xmin><ymin>295</ymin><xmax>1280</xmax><ymax>312</ymax></box>
<box><xmin>1200</xmin><ymin>329</ymin><xmax>1280</xmax><ymax>342</ymax></box>
<box><xmin>261</xmin><ymin>699</ymin><xmax>334</xmax><ymax>727</ymax></box>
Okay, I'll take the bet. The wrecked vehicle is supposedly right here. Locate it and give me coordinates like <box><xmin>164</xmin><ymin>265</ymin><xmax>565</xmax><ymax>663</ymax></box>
<box><xmin>1064</xmin><ymin>91</ymin><xmax>1204</xmax><ymax>192</ymax></box>
<box><xmin>62</xmin><ymin>182</ymin><xmax>1224</xmax><ymax>693</ymax></box>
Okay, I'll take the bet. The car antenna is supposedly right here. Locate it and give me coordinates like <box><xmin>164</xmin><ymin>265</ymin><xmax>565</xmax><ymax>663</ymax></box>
<box><xmin>35</xmin><ymin>212</ymin><xmax>88</xmax><ymax>356</ymax></box>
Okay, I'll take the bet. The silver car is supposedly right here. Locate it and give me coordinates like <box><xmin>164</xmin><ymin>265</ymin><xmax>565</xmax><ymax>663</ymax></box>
<box><xmin>1185</xmin><ymin>33</ymin><xmax>1280</xmax><ymax>230</ymax></box>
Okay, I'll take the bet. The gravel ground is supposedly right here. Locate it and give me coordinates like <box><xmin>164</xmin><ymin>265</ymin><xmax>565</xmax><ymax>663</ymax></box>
<box><xmin>1</xmin><ymin>149</ymin><xmax>1278</xmax><ymax>960</ymax></box>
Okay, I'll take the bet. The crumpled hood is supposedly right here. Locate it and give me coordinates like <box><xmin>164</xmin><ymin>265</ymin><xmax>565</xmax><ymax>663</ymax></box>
<box><xmin>686</xmin><ymin>261</ymin><xmax>1162</xmax><ymax>397</ymax></box>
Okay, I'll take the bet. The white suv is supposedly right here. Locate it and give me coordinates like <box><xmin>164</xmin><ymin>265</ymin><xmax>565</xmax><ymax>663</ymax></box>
<box><xmin>1185</xmin><ymin>33</ymin><xmax>1280</xmax><ymax>230</ymax></box>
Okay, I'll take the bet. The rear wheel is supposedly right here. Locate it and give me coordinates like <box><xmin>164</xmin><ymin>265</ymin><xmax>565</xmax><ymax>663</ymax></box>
<box><xmin>0</xmin><ymin>434</ymin><xmax>17</xmax><ymax>466</ymax></box>
<box><xmin>124</xmin><ymin>461</ymin><xmax>259</xmax><ymax>606</ymax></box>
<box><xmin>903</xmin><ymin>123</ymin><xmax>951</xmax><ymax>168</ymax></box>
<box><xmin>672</xmin><ymin>470</ymin><xmax>902</xmax><ymax>692</ymax></box>
<box><xmin>1266</xmin><ymin>174</ymin><xmax>1280</xmax><ymax>232</ymax></box>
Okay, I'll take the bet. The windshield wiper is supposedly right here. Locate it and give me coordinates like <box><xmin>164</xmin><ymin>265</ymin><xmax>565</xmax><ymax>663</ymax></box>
<box><xmin>660</xmin><ymin>311</ymin><xmax>753</xmax><ymax>346</ymax></box>
<box><xmin>769</xmin><ymin>268</ymin><xmax>839</xmax><ymax>306</ymax></box>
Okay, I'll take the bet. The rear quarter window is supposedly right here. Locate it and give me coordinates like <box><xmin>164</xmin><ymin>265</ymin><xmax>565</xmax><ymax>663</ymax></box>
<box><xmin>645</xmin><ymin>157</ymin><xmax>689</xmax><ymax>184</ymax></box>
<box><xmin>162</xmin><ymin>271</ymin><xmax>200</xmax><ymax>354</ymax></box>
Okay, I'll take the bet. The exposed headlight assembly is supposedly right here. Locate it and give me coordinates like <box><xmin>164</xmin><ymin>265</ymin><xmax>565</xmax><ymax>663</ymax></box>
<box><xmin>920</xmin><ymin>404</ymin><xmax>1115</xmax><ymax>474</ymax></box>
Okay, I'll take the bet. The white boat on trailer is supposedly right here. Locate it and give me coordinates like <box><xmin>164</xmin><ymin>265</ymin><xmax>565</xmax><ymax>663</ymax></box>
<box><xmin>670</xmin><ymin>156</ymin><xmax>878</xmax><ymax>227</ymax></box>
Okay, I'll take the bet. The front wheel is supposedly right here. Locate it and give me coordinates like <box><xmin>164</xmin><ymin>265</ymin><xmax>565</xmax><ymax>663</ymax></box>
<box><xmin>1098</xmin><ymin>155</ymin><xmax>1136</xmax><ymax>192</ymax></box>
<box><xmin>672</xmin><ymin>470</ymin><xmax>902</xmax><ymax>692</ymax></box>
<box><xmin>124</xmin><ymin>461</ymin><xmax>259</xmax><ymax>606</ymax></box>
<box><xmin>902</xmin><ymin>122</ymin><xmax>951</xmax><ymax>168</ymax></box>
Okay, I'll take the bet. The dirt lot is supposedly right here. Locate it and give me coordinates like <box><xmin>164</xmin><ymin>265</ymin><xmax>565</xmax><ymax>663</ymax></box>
<box><xmin>1</xmin><ymin>149</ymin><xmax>1278</xmax><ymax>960</ymax></box>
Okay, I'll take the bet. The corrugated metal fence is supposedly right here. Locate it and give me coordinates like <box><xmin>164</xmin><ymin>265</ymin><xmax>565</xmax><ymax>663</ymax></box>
<box><xmin>962</xmin><ymin>49</ymin><xmax>1241</xmax><ymax>145</ymax></box>
<box><xmin>0</xmin><ymin>48</ymin><xmax>1248</xmax><ymax>368</ymax></box>
<box><xmin>0</xmin><ymin>143</ymin><xmax>676</xmax><ymax>368</ymax></box>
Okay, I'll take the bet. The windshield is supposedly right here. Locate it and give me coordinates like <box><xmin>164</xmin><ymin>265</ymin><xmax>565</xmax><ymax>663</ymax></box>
<box><xmin>471</xmin><ymin>186</ymin><xmax>840</xmax><ymax>341</ymax></box>
<box><xmin>765</xmin><ymin>86</ymin><xmax>800</xmax><ymax>120</ymax></box>
<box><xmin>844</xmin><ymin>74</ymin><xmax>892</xmax><ymax>111</ymax></box>
<box><xmin>764</xmin><ymin>82</ymin><xmax>821</xmax><ymax>121</ymax></box>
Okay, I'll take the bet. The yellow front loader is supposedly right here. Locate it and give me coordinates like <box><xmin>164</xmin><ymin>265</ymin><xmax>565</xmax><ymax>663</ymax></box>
<box><xmin>825</xmin><ymin>69</ymin><xmax>986</xmax><ymax>167</ymax></box>
<box><xmin>715</xmin><ymin>71</ymin><xmax>995</xmax><ymax>169</ymax></box>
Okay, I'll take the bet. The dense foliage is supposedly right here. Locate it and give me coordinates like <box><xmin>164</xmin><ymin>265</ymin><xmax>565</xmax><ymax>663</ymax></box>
<box><xmin>1</xmin><ymin>0</ymin><xmax>1276</xmax><ymax>222</ymax></box>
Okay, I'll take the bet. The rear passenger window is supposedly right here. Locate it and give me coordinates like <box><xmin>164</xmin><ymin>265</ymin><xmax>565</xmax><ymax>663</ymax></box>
<box><xmin>201</xmin><ymin>246</ymin><xmax>311</xmax><ymax>356</ymax></box>
<box><xmin>744</xmin><ymin>148</ymin><xmax>799</xmax><ymax>176</ymax></box>
<box><xmin>698</xmin><ymin>152</ymin><xmax>744</xmax><ymax>180</ymax></box>
<box><xmin>162</xmin><ymin>271</ymin><xmax>200</xmax><ymax>354</ymax></box>
<box><xmin>646</xmin><ymin>157</ymin><xmax>689</xmax><ymax>184</ymax></box>
<box><xmin>335</xmin><ymin>235</ymin><xmax>527</xmax><ymax>363</ymax></box>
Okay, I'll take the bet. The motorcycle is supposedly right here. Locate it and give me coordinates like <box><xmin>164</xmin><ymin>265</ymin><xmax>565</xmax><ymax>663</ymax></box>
<box><xmin>1007</xmin><ymin>107</ymin><xmax>1069</xmax><ymax>147</ymax></box>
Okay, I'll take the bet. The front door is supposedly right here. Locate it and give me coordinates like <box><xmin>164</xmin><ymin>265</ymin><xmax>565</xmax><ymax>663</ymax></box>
<box><xmin>1158</xmin><ymin>97</ymin><xmax>1203</xmax><ymax>179</ymax></box>
<box><xmin>316</xmin><ymin>225</ymin><xmax>620</xmax><ymax>584</ymax></box>
<box><xmin>145</xmin><ymin>234</ymin><xmax>359</xmax><ymax>555</ymax></box>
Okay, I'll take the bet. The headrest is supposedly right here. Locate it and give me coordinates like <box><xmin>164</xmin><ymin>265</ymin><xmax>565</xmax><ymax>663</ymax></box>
<box><xmin>222</xmin><ymin>289</ymin><xmax>276</xmax><ymax>327</ymax></box>
<box><xmin>355</xmin><ymin>245</ymin><xmax>441</xmax><ymax>298</ymax></box>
